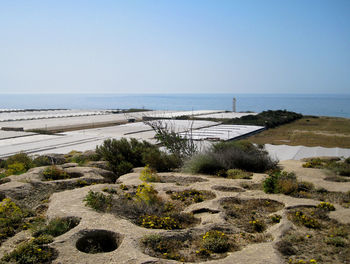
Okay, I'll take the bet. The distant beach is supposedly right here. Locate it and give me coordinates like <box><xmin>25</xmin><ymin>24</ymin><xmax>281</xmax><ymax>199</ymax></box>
<box><xmin>0</xmin><ymin>93</ymin><xmax>349</xmax><ymax>118</ymax></box>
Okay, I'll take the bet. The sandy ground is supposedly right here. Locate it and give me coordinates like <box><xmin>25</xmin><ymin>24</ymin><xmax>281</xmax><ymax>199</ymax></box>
<box><xmin>1</xmin><ymin>159</ymin><xmax>350</xmax><ymax>263</ymax></box>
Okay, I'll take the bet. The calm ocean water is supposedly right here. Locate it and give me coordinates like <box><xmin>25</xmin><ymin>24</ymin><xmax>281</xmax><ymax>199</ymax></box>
<box><xmin>0</xmin><ymin>94</ymin><xmax>350</xmax><ymax>118</ymax></box>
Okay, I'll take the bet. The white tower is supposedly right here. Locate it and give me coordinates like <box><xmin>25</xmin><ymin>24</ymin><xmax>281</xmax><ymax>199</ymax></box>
<box><xmin>233</xmin><ymin>97</ymin><xmax>236</xmax><ymax>112</ymax></box>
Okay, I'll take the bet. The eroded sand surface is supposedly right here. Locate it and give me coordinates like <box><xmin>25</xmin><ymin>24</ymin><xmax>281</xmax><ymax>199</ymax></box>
<box><xmin>0</xmin><ymin>160</ymin><xmax>349</xmax><ymax>263</ymax></box>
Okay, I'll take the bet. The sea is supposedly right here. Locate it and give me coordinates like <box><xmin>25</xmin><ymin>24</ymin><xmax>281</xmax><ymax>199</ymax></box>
<box><xmin>0</xmin><ymin>93</ymin><xmax>350</xmax><ymax>118</ymax></box>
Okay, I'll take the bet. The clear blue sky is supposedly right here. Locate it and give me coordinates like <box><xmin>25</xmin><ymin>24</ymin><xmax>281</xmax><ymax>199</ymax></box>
<box><xmin>1</xmin><ymin>0</ymin><xmax>349</xmax><ymax>94</ymax></box>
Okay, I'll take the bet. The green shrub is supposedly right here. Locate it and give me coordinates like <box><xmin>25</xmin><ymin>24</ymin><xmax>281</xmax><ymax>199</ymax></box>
<box><xmin>201</xmin><ymin>230</ymin><xmax>229</xmax><ymax>253</ymax></box>
<box><xmin>119</xmin><ymin>184</ymin><xmax>128</xmax><ymax>190</ymax></box>
<box><xmin>139</xmin><ymin>166</ymin><xmax>160</xmax><ymax>182</ymax></box>
<box><xmin>116</xmin><ymin>161</ymin><xmax>134</xmax><ymax>176</ymax></box>
<box><xmin>226</xmin><ymin>169</ymin><xmax>253</xmax><ymax>179</ymax></box>
<box><xmin>183</xmin><ymin>141</ymin><xmax>277</xmax><ymax>175</ymax></box>
<box><xmin>336</xmin><ymin>163</ymin><xmax>350</xmax><ymax>176</ymax></box>
<box><xmin>0</xmin><ymin>198</ymin><xmax>26</xmax><ymax>241</ymax></box>
<box><xmin>212</xmin><ymin>140</ymin><xmax>257</xmax><ymax>153</ymax></box>
<box><xmin>140</xmin><ymin>215</ymin><xmax>180</xmax><ymax>229</ymax></box>
<box><xmin>1</xmin><ymin>239</ymin><xmax>56</xmax><ymax>264</ymax></box>
<box><xmin>249</xmin><ymin>219</ymin><xmax>266</xmax><ymax>232</ymax></box>
<box><xmin>142</xmin><ymin>148</ymin><xmax>181</xmax><ymax>172</ymax></box>
<box><xmin>182</xmin><ymin>153</ymin><xmax>224</xmax><ymax>174</ymax></box>
<box><xmin>69</xmin><ymin>154</ymin><xmax>86</xmax><ymax>165</ymax></box>
<box><xmin>141</xmin><ymin>234</ymin><xmax>185</xmax><ymax>261</ymax></box>
<box><xmin>169</xmin><ymin>189</ymin><xmax>215</xmax><ymax>205</ymax></box>
<box><xmin>317</xmin><ymin>202</ymin><xmax>335</xmax><ymax>211</ymax></box>
<box><xmin>0</xmin><ymin>159</ymin><xmax>6</xmax><ymax>169</ymax></box>
<box><xmin>141</xmin><ymin>234</ymin><xmax>163</xmax><ymax>250</ymax></box>
<box><xmin>270</xmin><ymin>214</ymin><xmax>282</xmax><ymax>223</ymax></box>
<box><xmin>32</xmin><ymin>234</ymin><xmax>54</xmax><ymax>245</ymax></box>
<box><xmin>32</xmin><ymin>156</ymin><xmax>52</xmax><ymax>167</ymax></box>
<box><xmin>276</xmin><ymin>177</ymin><xmax>298</xmax><ymax>195</ymax></box>
<box><xmin>3</xmin><ymin>153</ymin><xmax>34</xmax><ymax>176</ymax></box>
<box><xmin>96</xmin><ymin>138</ymin><xmax>159</xmax><ymax>177</ymax></box>
<box><xmin>328</xmin><ymin>226</ymin><xmax>349</xmax><ymax>238</ymax></box>
<box><xmin>5</xmin><ymin>162</ymin><xmax>27</xmax><ymax>176</ymax></box>
<box><xmin>297</xmin><ymin>181</ymin><xmax>314</xmax><ymax>192</ymax></box>
<box><xmin>31</xmin><ymin>217</ymin><xmax>80</xmax><ymax>238</ymax></box>
<box><xmin>76</xmin><ymin>180</ymin><xmax>90</xmax><ymax>187</ymax></box>
<box><xmin>303</xmin><ymin>158</ymin><xmax>350</xmax><ymax>177</ymax></box>
<box><xmin>170</xmin><ymin>189</ymin><xmax>204</xmax><ymax>203</ymax></box>
<box><xmin>292</xmin><ymin>211</ymin><xmax>321</xmax><ymax>229</ymax></box>
<box><xmin>136</xmin><ymin>183</ymin><xmax>159</xmax><ymax>205</ymax></box>
<box><xmin>42</xmin><ymin>166</ymin><xmax>68</xmax><ymax>181</ymax></box>
<box><xmin>324</xmin><ymin>236</ymin><xmax>346</xmax><ymax>247</ymax></box>
<box><xmin>6</xmin><ymin>153</ymin><xmax>33</xmax><ymax>171</ymax></box>
<box><xmin>84</xmin><ymin>191</ymin><xmax>112</xmax><ymax>212</ymax></box>
<box><xmin>102</xmin><ymin>187</ymin><xmax>118</xmax><ymax>194</ymax></box>
<box><xmin>302</xmin><ymin>159</ymin><xmax>324</xmax><ymax>168</ymax></box>
<box><xmin>263</xmin><ymin>171</ymin><xmax>297</xmax><ymax>194</ymax></box>
<box><xmin>211</xmin><ymin>141</ymin><xmax>277</xmax><ymax>172</ymax></box>
<box><xmin>263</xmin><ymin>171</ymin><xmax>279</xmax><ymax>193</ymax></box>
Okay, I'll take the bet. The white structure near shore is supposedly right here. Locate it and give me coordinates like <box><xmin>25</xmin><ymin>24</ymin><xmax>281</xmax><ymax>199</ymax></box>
<box><xmin>0</xmin><ymin>109</ymin><xmax>349</xmax><ymax>161</ymax></box>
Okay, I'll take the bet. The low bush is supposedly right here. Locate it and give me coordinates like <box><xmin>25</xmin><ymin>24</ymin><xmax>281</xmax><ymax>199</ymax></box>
<box><xmin>5</xmin><ymin>162</ymin><xmax>27</xmax><ymax>176</ymax></box>
<box><xmin>182</xmin><ymin>154</ymin><xmax>223</xmax><ymax>175</ymax></box>
<box><xmin>248</xmin><ymin>219</ymin><xmax>266</xmax><ymax>232</ymax></box>
<box><xmin>201</xmin><ymin>230</ymin><xmax>229</xmax><ymax>253</ymax></box>
<box><xmin>102</xmin><ymin>187</ymin><xmax>118</xmax><ymax>194</ymax></box>
<box><xmin>139</xmin><ymin>166</ymin><xmax>160</xmax><ymax>182</ymax></box>
<box><xmin>303</xmin><ymin>158</ymin><xmax>350</xmax><ymax>177</ymax></box>
<box><xmin>1</xmin><ymin>153</ymin><xmax>34</xmax><ymax>176</ymax></box>
<box><xmin>263</xmin><ymin>171</ymin><xmax>298</xmax><ymax>194</ymax></box>
<box><xmin>84</xmin><ymin>191</ymin><xmax>112</xmax><ymax>212</ymax></box>
<box><xmin>168</xmin><ymin>189</ymin><xmax>215</xmax><ymax>205</ymax></box>
<box><xmin>139</xmin><ymin>215</ymin><xmax>180</xmax><ymax>229</ymax></box>
<box><xmin>76</xmin><ymin>180</ymin><xmax>90</xmax><ymax>187</ymax></box>
<box><xmin>69</xmin><ymin>154</ymin><xmax>86</xmax><ymax>165</ymax></box>
<box><xmin>183</xmin><ymin>141</ymin><xmax>277</xmax><ymax>175</ymax></box>
<box><xmin>226</xmin><ymin>169</ymin><xmax>253</xmax><ymax>179</ymax></box>
<box><xmin>291</xmin><ymin>211</ymin><xmax>321</xmax><ymax>229</ymax></box>
<box><xmin>42</xmin><ymin>166</ymin><xmax>68</xmax><ymax>181</ymax></box>
<box><xmin>302</xmin><ymin>158</ymin><xmax>324</xmax><ymax>168</ymax></box>
<box><xmin>0</xmin><ymin>198</ymin><xmax>27</xmax><ymax>242</ymax></box>
<box><xmin>32</xmin><ymin>156</ymin><xmax>52</xmax><ymax>167</ymax></box>
<box><xmin>334</xmin><ymin>163</ymin><xmax>350</xmax><ymax>176</ymax></box>
<box><xmin>317</xmin><ymin>202</ymin><xmax>335</xmax><ymax>211</ymax></box>
<box><xmin>270</xmin><ymin>214</ymin><xmax>282</xmax><ymax>223</ymax></box>
<box><xmin>0</xmin><ymin>159</ymin><xmax>6</xmax><ymax>169</ymax></box>
<box><xmin>324</xmin><ymin>236</ymin><xmax>346</xmax><ymax>247</ymax></box>
<box><xmin>142</xmin><ymin>149</ymin><xmax>181</xmax><ymax>172</ymax></box>
<box><xmin>6</xmin><ymin>153</ymin><xmax>33</xmax><ymax>171</ymax></box>
<box><xmin>96</xmin><ymin>138</ymin><xmax>160</xmax><ymax>177</ymax></box>
<box><xmin>328</xmin><ymin>226</ymin><xmax>349</xmax><ymax>238</ymax></box>
<box><xmin>1</xmin><ymin>237</ymin><xmax>56</xmax><ymax>264</ymax></box>
<box><xmin>297</xmin><ymin>181</ymin><xmax>314</xmax><ymax>192</ymax></box>
<box><xmin>136</xmin><ymin>183</ymin><xmax>160</xmax><ymax>205</ymax></box>
<box><xmin>277</xmin><ymin>177</ymin><xmax>298</xmax><ymax>195</ymax></box>
<box><xmin>64</xmin><ymin>150</ymin><xmax>101</xmax><ymax>165</ymax></box>
<box><xmin>141</xmin><ymin>234</ymin><xmax>185</xmax><ymax>261</ymax></box>
<box><xmin>31</xmin><ymin>217</ymin><xmax>80</xmax><ymax>238</ymax></box>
